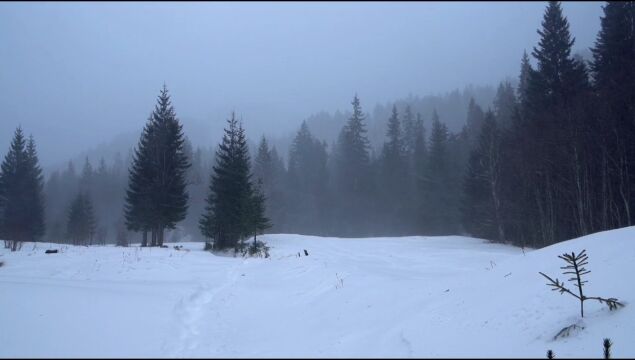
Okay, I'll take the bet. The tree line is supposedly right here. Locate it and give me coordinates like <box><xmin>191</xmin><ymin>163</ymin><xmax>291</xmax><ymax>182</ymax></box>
<box><xmin>0</xmin><ymin>1</ymin><xmax>632</xmax><ymax>251</ymax></box>
<box><xmin>462</xmin><ymin>1</ymin><xmax>635</xmax><ymax>248</ymax></box>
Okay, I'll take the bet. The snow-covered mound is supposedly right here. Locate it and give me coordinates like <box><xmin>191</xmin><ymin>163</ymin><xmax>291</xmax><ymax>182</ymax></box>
<box><xmin>0</xmin><ymin>229</ymin><xmax>632</xmax><ymax>357</ymax></box>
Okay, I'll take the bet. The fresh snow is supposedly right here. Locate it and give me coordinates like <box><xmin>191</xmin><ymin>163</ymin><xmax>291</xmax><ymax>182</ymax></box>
<box><xmin>0</xmin><ymin>229</ymin><xmax>633</xmax><ymax>358</ymax></box>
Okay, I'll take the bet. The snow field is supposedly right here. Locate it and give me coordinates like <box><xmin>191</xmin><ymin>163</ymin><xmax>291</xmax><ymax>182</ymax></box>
<box><xmin>0</xmin><ymin>229</ymin><xmax>633</xmax><ymax>357</ymax></box>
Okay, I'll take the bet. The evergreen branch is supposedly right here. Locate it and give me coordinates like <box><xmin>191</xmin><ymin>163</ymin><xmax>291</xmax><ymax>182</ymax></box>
<box><xmin>539</xmin><ymin>272</ymin><xmax>581</xmax><ymax>300</ymax></box>
<box><xmin>585</xmin><ymin>296</ymin><xmax>624</xmax><ymax>311</ymax></box>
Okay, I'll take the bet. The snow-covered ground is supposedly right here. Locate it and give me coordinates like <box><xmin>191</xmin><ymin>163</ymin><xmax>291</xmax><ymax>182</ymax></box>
<box><xmin>0</xmin><ymin>228</ymin><xmax>633</xmax><ymax>358</ymax></box>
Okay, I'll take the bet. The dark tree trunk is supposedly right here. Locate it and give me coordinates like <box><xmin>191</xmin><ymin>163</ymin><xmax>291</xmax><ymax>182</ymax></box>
<box><xmin>158</xmin><ymin>227</ymin><xmax>164</xmax><ymax>247</ymax></box>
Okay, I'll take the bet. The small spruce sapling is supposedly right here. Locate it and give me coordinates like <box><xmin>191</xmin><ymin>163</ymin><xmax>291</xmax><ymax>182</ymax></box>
<box><xmin>603</xmin><ymin>338</ymin><xmax>612</xmax><ymax>359</ymax></box>
<box><xmin>539</xmin><ymin>249</ymin><xmax>624</xmax><ymax>318</ymax></box>
<box><xmin>546</xmin><ymin>338</ymin><xmax>614</xmax><ymax>358</ymax></box>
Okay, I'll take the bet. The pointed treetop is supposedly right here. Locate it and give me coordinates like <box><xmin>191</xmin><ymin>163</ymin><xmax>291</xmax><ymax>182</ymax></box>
<box><xmin>431</xmin><ymin>108</ymin><xmax>440</xmax><ymax>123</ymax></box>
<box><xmin>532</xmin><ymin>1</ymin><xmax>575</xmax><ymax>76</ymax></box>
<box><xmin>11</xmin><ymin>126</ymin><xmax>26</xmax><ymax>148</ymax></box>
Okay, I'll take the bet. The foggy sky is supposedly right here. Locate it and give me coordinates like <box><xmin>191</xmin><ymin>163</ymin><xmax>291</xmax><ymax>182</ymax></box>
<box><xmin>0</xmin><ymin>1</ymin><xmax>604</xmax><ymax>167</ymax></box>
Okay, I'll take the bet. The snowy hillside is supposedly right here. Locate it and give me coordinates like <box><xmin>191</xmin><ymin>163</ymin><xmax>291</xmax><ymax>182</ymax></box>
<box><xmin>0</xmin><ymin>229</ymin><xmax>633</xmax><ymax>358</ymax></box>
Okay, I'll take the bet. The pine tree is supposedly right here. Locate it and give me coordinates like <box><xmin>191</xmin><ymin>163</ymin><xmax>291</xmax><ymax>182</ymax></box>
<box><xmin>412</xmin><ymin>112</ymin><xmax>427</xmax><ymax>190</ymax></box>
<box><xmin>427</xmin><ymin>110</ymin><xmax>448</xmax><ymax>180</ymax></box>
<box><xmin>335</xmin><ymin>95</ymin><xmax>371</xmax><ymax>193</ymax></box>
<box><xmin>383</xmin><ymin>105</ymin><xmax>404</xmax><ymax>163</ymax></box>
<box><xmin>200</xmin><ymin>112</ymin><xmax>253</xmax><ymax>250</ymax></box>
<box><xmin>591</xmin><ymin>1</ymin><xmax>635</xmax><ymax>228</ymax></box>
<box><xmin>465</xmin><ymin>98</ymin><xmax>485</xmax><ymax>148</ymax></box>
<box><xmin>517</xmin><ymin>50</ymin><xmax>532</xmax><ymax>108</ymax></box>
<box><xmin>66</xmin><ymin>192</ymin><xmax>96</xmax><ymax>246</ymax></box>
<box><xmin>0</xmin><ymin>128</ymin><xmax>45</xmax><ymax>250</ymax></box>
<box><xmin>493</xmin><ymin>81</ymin><xmax>518</xmax><ymax>129</ymax></box>
<box><xmin>25</xmin><ymin>135</ymin><xmax>45</xmax><ymax>242</ymax></box>
<box><xmin>268</xmin><ymin>145</ymin><xmax>287</xmax><ymax>233</ymax></box>
<box><xmin>149</xmin><ymin>85</ymin><xmax>190</xmax><ymax>246</ymax></box>
<box><xmin>379</xmin><ymin>105</ymin><xmax>410</xmax><ymax>234</ymax></box>
<box><xmin>500</xmin><ymin>1</ymin><xmax>594</xmax><ymax>246</ymax></box>
<box><xmin>462</xmin><ymin>110</ymin><xmax>505</xmax><ymax>242</ymax></box>
<box><xmin>124</xmin><ymin>116</ymin><xmax>156</xmax><ymax>246</ymax></box>
<box><xmin>80</xmin><ymin>157</ymin><xmax>94</xmax><ymax>193</ymax></box>
<box><xmin>286</xmin><ymin>121</ymin><xmax>329</xmax><ymax>235</ymax></box>
<box><xmin>253</xmin><ymin>136</ymin><xmax>273</xmax><ymax>188</ymax></box>
<box><xmin>247</xmin><ymin>179</ymin><xmax>271</xmax><ymax>244</ymax></box>
<box><xmin>333</xmin><ymin>95</ymin><xmax>372</xmax><ymax>235</ymax></box>
<box><xmin>420</xmin><ymin>110</ymin><xmax>454</xmax><ymax>235</ymax></box>
<box><xmin>84</xmin><ymin>194</ymin><xmax>97</xmax><ymax>245</ymax></box>
<box><xmin>124</xmin><ymin>85</ymin><xmax>190</xmax><ymax>247</ymax></box>
<box><xmin>402</xmin><ymin>104</ymin><xmax>416</xmax><ymax>156</ymax></box>
<box><xmin>252</xmin><ymin>136</ymin><xmax>288</xmax><ymax>233</ymax></box>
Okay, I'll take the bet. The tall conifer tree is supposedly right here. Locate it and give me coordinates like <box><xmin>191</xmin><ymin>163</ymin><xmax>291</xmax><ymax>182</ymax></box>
<box><xmin>0</xmin><ymin>128</ymin><xmax>45</xmax><ymax>250</ymax></box>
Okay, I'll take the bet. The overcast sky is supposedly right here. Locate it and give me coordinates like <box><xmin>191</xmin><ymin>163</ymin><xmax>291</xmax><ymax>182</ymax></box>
<box><xmin>0</xmin><ymin>1</ymin><xmax>604</xmax><ymax>167</ymax></box>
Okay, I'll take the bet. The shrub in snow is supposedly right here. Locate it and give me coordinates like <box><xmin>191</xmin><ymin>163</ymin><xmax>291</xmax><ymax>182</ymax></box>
<box><xmin>604</xmin><ymin>338</ymin><xmax>612</xmax><ymax>359</ymax></box>
<box><xmin>241</xmin><ymin>240</ymin><xmax>270</xmax><ymax>258</ymax></box>
<box><xmin>204</xmin><ymin>242</ymin><xmax>213</xmax><ymax>251</ymax></box>
<box><xmin>539</xmin><ymin>249</ymin><xmax>624</xmax><ymax>318</ymax></box>
<box><xmin>546</xmin><ymin>338</ymin><xmax>613</xmax><ymax>358</ymax></box>
<box><xmin>553</xmin><ymin>323</ymin><xmax>584</xmax><ymax>340</ymax></box>
<box><xmin>335</xmin><ymin>273</ymin><xmax>344</xmax><ymax>289</ymax></box>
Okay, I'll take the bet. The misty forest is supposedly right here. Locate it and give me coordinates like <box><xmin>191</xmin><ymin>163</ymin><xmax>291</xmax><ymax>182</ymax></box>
<box><xmin>1</xmin><ymin>1</ymin><xmax>634</xmax><ymax>358</ymax></box>
<box><xmin>2</xmin><ymin>1</ymin><xmax>633</xmax><ymax>250</ymax></box>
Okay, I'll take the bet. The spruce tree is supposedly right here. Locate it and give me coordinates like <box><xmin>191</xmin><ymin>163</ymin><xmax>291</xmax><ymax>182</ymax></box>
<box><xmin>493</xmin><ymin>81</ymin><xmax>518</xmax><ymax>129</ymax></box>
<box><xmin>379</xmin><ymin>105</ymin><xmax>411</xmax><ymax>234</ymax></box>
<box><xmin>253</xmin><ymin>136</ymin><xmax>273</xmax><ymax>188</ymax></box>
<box><xmin>80</xmin><ymin>157</ymin><xmax>94</xmax><ymax>193</ymax></box>
<box><xmin>124</xmin><ymin>85</ymin><xmax>190</xmax><ymax>247</ymax></box>
<box><xmin>412</xmin><ymin>113</ymin><xmax>427</xmax><ymax>187</ymax></box>
<box><xmin>247</xmin><ymin>179</ymin><xmax>271</xmax><ymax>244</ymax></box>
<box><xmin>402</xmin><ymin>104</ymin><xmax>416</xmax><ymax>156</ymax></box>
<box><xmin>0</xmin><ymin>128</ymin><xmax>45</xmax><ymax>250</ymax></box>
<box><xmin>84</xmin><ymin>194</ymin><xmax>97</xmax><ymax>245</ymax></box>
<box><xmin>66</xmin><ymin>192</ymin><xmax>96</xmax><ymax>246</ymax></box>
<box><xmin>25</xmin><ymin>135</ymin><xmax>45</xmax><ymax>242</ymax></box>
<box><xmin>420</xmin><ymin>110</ymin><xmax>453</xmax><ymax>235</ymax></box>
<box><xmin>335</xmin><ymin>95</ymin><xmax>371</xmax><ymax>193</ymax></box>
<box><xmin>287</xmin><ymin>121</ymin><xmax>328</xmax><ymax>235</ymax></box>
<box><xmin>383</xmin><ymin>105</ymin><xmax>404</xmax><ymax>163</ymax></box>
<box><xmin>495</xmin><ymin>1</ymin><xmax>596</xmax><ymax>247</ymax></box>
<box><xmin>517</xmin><ymin>50</ymin><xmax>532</xmax><ymax>108</ymax></box>
<box><xmin>465</xmin><ymin>98</ymin><xmax>485</xmax><ymax>148</ymax></box>
<box><xmin>252</xmin><ymin>136</ymin><xmax>288</xmax><ymax>233</ymax></box>
<box><xmin>124</xmin><ymin>116</ymin><xmax>156</xmax><ymax>246</ymax></box>
<box><xmin>149</xmin><ymin>85</ymin><xmax>190</xmax><ymax>246</ymax></box>
<box><xmin>200</xmin><ymin>112</ymin><xmax>253</xmax><ymax>250</ymax></box>
<box><xmin>333</xmin><ymin>95</ymin><xmax>372</xmax><ymax>235</ymax></box>
<box><xmin>462</xmin><ymin>110</ymin><xmax>505</xmax><ymax>242</ymax></box>
<box><xmin>591</xmin><ymin>1</ymin><xmax>635</xmax><ymax>228</ymax></box>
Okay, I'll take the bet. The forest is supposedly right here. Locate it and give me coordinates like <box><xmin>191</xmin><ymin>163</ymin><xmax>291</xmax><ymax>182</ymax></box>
<box><xmin>1</xmin><ymin>1</ymin><xmax>633</xmax><ymax>251</ymax></box>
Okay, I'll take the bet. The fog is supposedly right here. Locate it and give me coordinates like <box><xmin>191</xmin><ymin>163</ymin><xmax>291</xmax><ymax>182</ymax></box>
<box><xmin>0</xmin><ymin>2</ymin><xmax>603</xmax><ymax>167</ymax></box>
